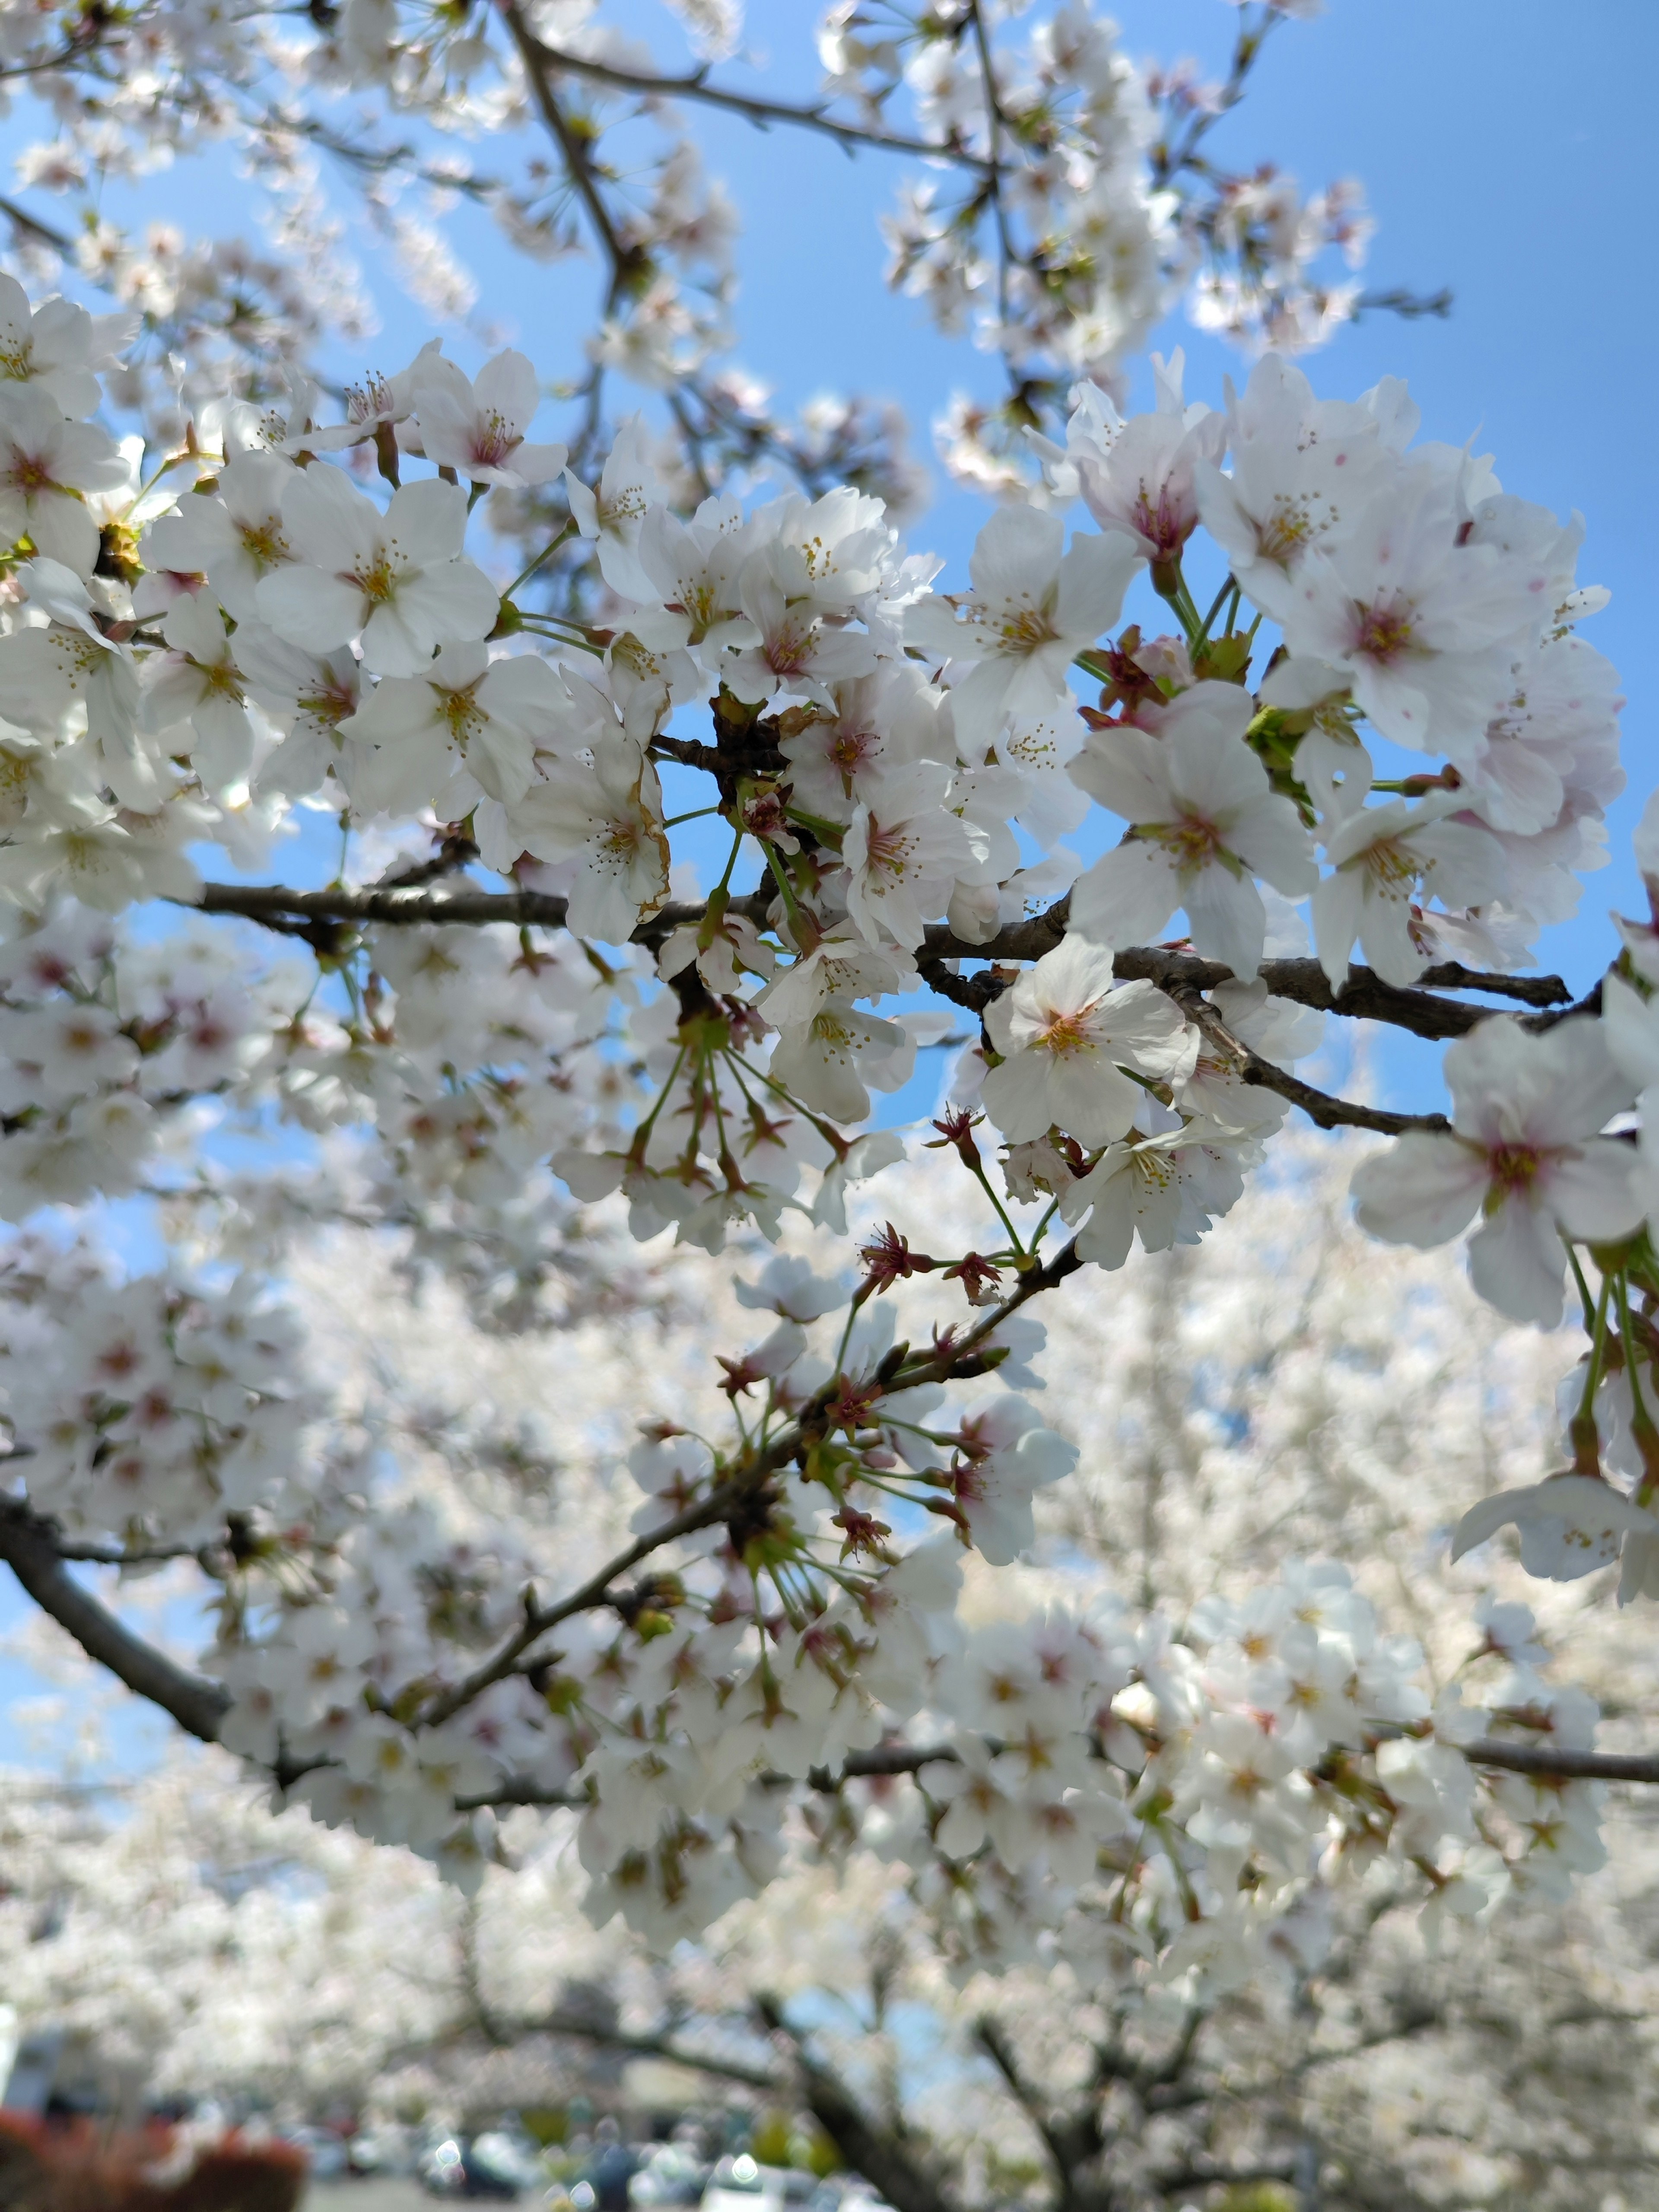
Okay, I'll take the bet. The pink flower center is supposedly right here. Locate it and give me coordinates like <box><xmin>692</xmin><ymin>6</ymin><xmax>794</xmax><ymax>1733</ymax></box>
<box><xmin>1354</xmin><ymin>597</ymin><xmax>1418</xmax><ymax>664</ymax></box>
<box><xmin>1486</xmin><ymin>1141</ymin><xmax>1543</xmax><ymax>1197</ymax></box>
<box><xmin>471</xmin><ymin>411</ymin><xmax>517</xmax><ymax>468</ymax></box>
<box><xmin>1148</xmin><ymin>814</ymin><xmax>1224</xmax><ymax>873</ymax></box>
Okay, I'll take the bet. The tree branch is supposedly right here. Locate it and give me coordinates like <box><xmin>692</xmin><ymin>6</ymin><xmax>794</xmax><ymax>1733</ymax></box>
<box><xmin>974</xmin><ymin>2016</ymin><xmax>1100</xmax><ymax>2193</ymax></box>
<box><xmin>1179</xmin><ymin>992</ymin><xmax>1449</xmax><ymax>1137</ymax></box>
<box><xmin>540</xmin><ymin>2011</ymin><xmax>782</xmax><ymax>2093</ymax></box>
<box><xmin>1462</xmin><ymin>1737</ymin><xmax>1659</xmax><ymax>1786</ymax></box>
<box><xmin>497</xmin><ymin>0</ymin><xmax>649</xmax><ymax>310</ymax></box>
<box><xmin>0</xmin><ymin>1504</ymin><xmax>231</xmax><ymax>1745</ymax></box>
<box><xmin>754</xmin><ymin>1996</ymin><xmax>950</xmax><ymax>2212</ymax></box>
<box><xmin>187</xmin><ymin>878</ymin><xmax>1573</xmax><ymax>1048</ymax></box>
<box><xmin>515</xmin><ymin>36</ymin><xmax>998</xmax><ymax>174</ymax></box>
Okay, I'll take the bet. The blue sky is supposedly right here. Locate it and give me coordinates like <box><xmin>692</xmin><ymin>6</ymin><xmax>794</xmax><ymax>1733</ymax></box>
<box><xmin>0</xmin><ymin>0</ymin><xmax>1654</xmax><ymax>1750</ymax></box>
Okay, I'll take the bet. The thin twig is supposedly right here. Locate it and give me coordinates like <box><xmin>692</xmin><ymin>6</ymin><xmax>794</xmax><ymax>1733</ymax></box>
<box><xmin>517</xmin><ymin>35</ymin><xmax>998</xmax><ymax>174</ymax></box>
<box><xmin>497</xmin><ymin>0</ymin><xmax>647</xmax><ymax>311</ymax></box>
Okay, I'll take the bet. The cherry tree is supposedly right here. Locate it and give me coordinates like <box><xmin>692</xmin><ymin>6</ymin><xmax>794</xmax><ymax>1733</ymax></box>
<box><xmin>7</xmin><ymin>1143</ymin><xmax>1659</xmax><ymax>2208</ymax></box>
<box><xmin>0</xmin><ymin>0</ymin><xmax>1651</xmax><ymax>2054</ymax></box>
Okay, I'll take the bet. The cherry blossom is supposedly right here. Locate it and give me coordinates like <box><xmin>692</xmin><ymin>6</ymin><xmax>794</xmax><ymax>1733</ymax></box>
<box><xmin>1068</xmin><ymin>680</ymin><xmax>1317</xmax><ymax>978</ymax></box>
<box><xmin>411</xmin><ymin>349</ymin><xmax>569</xmax><ymax>488</ymax></box>
<box><xmin>1351</xmin><ymin>1017</ymin><xmax>1640</xmax><ymax>1325</ymax></box>
<box><xmin>908</xmin><ymin>506</ymin><xmax>1142</xmax><ymax>752</ymax></box>
<box><xmin>0</xmin><ymin>385</ymin><xmax>128</xmax><ymax>576</ymax></box>
<box><xmin>255</xmin><ymin>468</ymin><xmax>499</xmax><ymax>677</ymax></box>
<box><xmin>980</xmin><ymin>937</ymin><xmax>1195</xmax><ymax>1145</ymax></box>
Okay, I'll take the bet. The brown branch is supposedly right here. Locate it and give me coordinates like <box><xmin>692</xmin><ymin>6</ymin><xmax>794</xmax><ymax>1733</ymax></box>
<box><xmin>975</xmin><ymin>2017</ymin><xmax>1102</xmax><ymax>2194</ymax></box>
<box><xmin>188</xmin><ymin>877</ymin><xmax>1576</xmax><ymax>1045</ymax></box>
<box><xmin>426</xmin><ymin>1247</ymin><xmax>1080</xmax><ymax>1731</ymax></box>
<box><xmin>1179</xmin><ymin>992</ymin><xmax>1449</xmax><ymax>1138</ymax></box>
<box><xmin>754</xmin><ymin>1996</ymin><xmax>950</xmax><ymax>2212</ymax></box>
<box><xmin>541</xmin><ymin>2011</ymin><xmax>782</xmax><ymax>2093</ymax></box>
<box><xmin>0</xmin><ymin>193</ymin><xmax>73</xmax><ymax>254</ymax></box>
<box><xmin>417</xmin><ymin>1483</ymin><xmax>744</xmax><ymax>1728</ymax></box>
<box><xmin>496</xmin><ymin>0</ymin><xmax>650</xmax><ymax>310</ymax></box>
<box><xmin>1461</xmin><ymin>1737</ymin><xmax>1659</xmax><ymax>1786</ymax></box>
<box><xmin>0</xmin><ymin>1504</ymin><xmax>230</xmax><ymax>1745</ymax></box>
<box><xmin>184</xmin><ymin>882</ymin><xmax>771</xmax><ymax>953</ymax></box>
<box><xmin>516</xmin><ymin>36</ymin><xmax>998</xmax><ymax>174</ymax></box>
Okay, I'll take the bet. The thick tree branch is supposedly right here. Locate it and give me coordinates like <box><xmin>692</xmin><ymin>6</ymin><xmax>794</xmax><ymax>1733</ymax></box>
<box><xmin>184</xmin><ymin>882</ymin><xmax>772</xmax><ymax>954</ymax></box>
<box><xmin>540</xmin><ymin>2011</ymin><xmax>782</xmax><ymax>2093</ymax></box>
<box><xmin>0</xmin><ymin>1504</ymin><xmax>231</xmax><ymax>1745</ymax></box>
<box><xmin>754</xmin><ymin>1996</ymin><xmax>950</xmax><ymax>2212</ymax></box>
<box><xmin>1179</xmin><ymin>992</ymin><xmax>1449</xmax><ymax>1137</ymax></box>
<box><xmin>1460</xmin><ymin>1737</ymin><xmax>1659</xmax><ymax>1786</ymax></box>
<box><xmin>190</xmin><ymin>878</ymin><xmax>1573</xmax><ymax>1046</ymax></box>
<box><xmin>975</xmin><ymin>2016</ymin><xmax>1101</xmax><ymax>2198</ymax></box>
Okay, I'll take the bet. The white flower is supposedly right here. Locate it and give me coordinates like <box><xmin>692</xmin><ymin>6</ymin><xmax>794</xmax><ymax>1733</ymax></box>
<box><xmin>0</xmin><ymin>603</ymin><xmax>146</xmax><ymax>803</ymax></box>
<box><xmin>0</xmin><ymin>383</ymin><xmax>128</xmax><ymax>575</ymax></box>
<box><xmin>411</xmin><ymin>349</ymin><xmax>568</xmax><ymax>488</ymax></box>
<box><xmin>776</xmin><ymin>666</ymin><xmax>948</xmax><ymax>825</ymax></box>
<box><xmin>1066</xmin><ymin>350</ymin><xmax>1226</xmax><ymax>563</ymax></box>
<box><xmin>1350</xmin><ymin>1015</ymin><xmax>1639</xmax><ymax>1326</ymax></box>
<box><xmin>769</xmin><ymin>1002</ymin><xmax>915</xmax><ymax>1122</ymax></box>
<box><xmin>1311</xmin><ymin>794</ymin><xmax>1505</xmax><ymax>988</ymax></box>
<box><xmin>754</xmin><ymin>925</ymin><xmax>913</xmax><ymax>1029</ymax></box>
<box><xmin>509</xmin><ymin>743</ymin><xmax>671</xmax><ymax>941</ymax></box>
<box><xmin>1276</xmin><ymin>460</ymin><xmax>1554</xmax><ymax>760</ymax></box>
<box><xmin>1068</xmin><ymin>681</ymin><xmax>1317</xmax><ymax>978</ymax></box>
<box><xmin>141</xmin><ymin>451</ymin><xmax>295</xmax><ymax>621</ymax></box>
<box><xmin>719</xmin><ymin>542</ymin><xmax>881</xmax><ymax>708</ymax></box>
<box><xmin>255</xmin><ymin>468</ymin><xmax>498</xmax><ymax>677</ymax></box>
<box><xmin>1194</xmin><ymin>354</ymin><xmax>1390</xmax><ymax>618</ymax></box>
<box><xmin>1060</xmin><ymin>1115</ymin><xmax>1255</xmax><ymax>1269</ymax></box>
<box><xmin>948</xmin><ymin>1398</ymin><xmax>1078</xmax><ymax>1565</ymax></box>
<box><xmin>842</xmin><ymin>760</ymin><xmax>980</xmax><ymax>952</ymax></box>
<box><xmin>565</xmin><ymin>416</ymin><xmax>663</xmax><ymax>603</ymax></box>
<box><xmin>980</xmin><ymin>937</ymin><xmax>1195</xmax><ymax>1145</ymax></box>
<box><xmin>1452</xmin><ymin>1475</ymin><xmax>1657</xmax><ymax>1583</ymax></box>
<box><xmin>1461</xmin><ymin>630</ymin><xmax>1624</xmax><ymax>839</ymax></box>
<box><xmin>343</xmin><ymin>643</ymin><xmax>563</xmax><ymax>813</ymax></box>
<box><xmin>143</xmin><ymin>594</ymin><xmax>255</xmax><ymax>795</ymax></box>
<box><xmin>0</xmin><ymin>805</ymin><xmax>199</xmax><ymax>911</ymax></box>
<box><xmin>634</xmin><ymin>494</ymin><xmax>756</xmax><ymax>654</ymax></box>
<box><xmin>235</xmin><ymin>622</ymin><xmax>363</xmax><ymax>800</ymax></box>
<box><xmin>734</xmin><ymin>1253</ymin><xmax>846</xmax><ymax>1323</ymax></box>
<box><xmin>907</xmin><ymin>505</ymin><xmax>1142</xmax><ymax>752</ymax></box>
<box><xmin>0</xmin><ymin>274</ymin><xmax>130</xmax><ymax>418</ymax></box>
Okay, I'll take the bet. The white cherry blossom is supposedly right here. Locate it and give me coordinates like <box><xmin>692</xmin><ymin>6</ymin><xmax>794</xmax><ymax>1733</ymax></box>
<box><xmin>980</xmin><ymin>937</ymin><xmax>1195</xmax><ymax>1145</ymax></box>
<box><xmin>0</xmin><ymin>383</ymin><xmax>128</xmax><ymax>575</ymax></box>
<box><xmin>908</xmin><ymin>505</ymin><xmax>1142</xmax><ymax>752</ymax></box>
<box><xmin>1311</xmin><ymin>794</ymin><xmax>1506</xmax><ymax>988</ymax></box>
<box><xmin>1351</xmin><ymin>1017</ymin><xmax>1640</xmax><ymax>1325</ymax></box>
<box><xmin>411</xmin><ymin>348</ymin><xmax>569</xmax><ymax>487</ymax></box>
<box><xmin>1068</xmin><ymin>680</ymin><xmax>1317</xmax><ymax>977</ymax></box>
<box><xmin>255</xmin><ymin>468</ymin><xmax>498</xmax><ymax>677</ymax></box>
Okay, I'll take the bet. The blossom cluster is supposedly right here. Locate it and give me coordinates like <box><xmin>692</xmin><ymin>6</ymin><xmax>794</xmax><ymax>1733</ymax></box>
<box><xmin>0</xmin><ymin>0</ymin><xmax>1378</xmax><ymax>514</ymax></box>
<box><xmin>0</xmin><ymin>1231</ymin><xmax>316</xmax><ymax>1544</ymax></box>
<box><xmin>0</xmin><ymin>267</ymin><xmax>1649</xmax><ymax>1962</ymax></box>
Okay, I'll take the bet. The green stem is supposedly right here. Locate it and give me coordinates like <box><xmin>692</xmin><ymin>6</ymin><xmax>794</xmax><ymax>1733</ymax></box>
<box><xmin>505</xmin><ymin>519</ymin><xmax>576</xmax><ymax>598</ymax></box>
<box><xmin>964</xmin><ymin>1156</ymin><xmax>1024</xmax><ymax>1259</ymax></box>
<box><xmin>1190</xmin><ymin>573</ymin><xmax>1238</xmax><ymax>657</ymax></box>
<box><xmin>1617</xmin><ymin>1271</ymin><xmax>1653</xmax><ymax>1424</ymax></box>
<box><xmin>1566</xmin><ymin>1243</ymin><xmax>1599</xmax><ymax>1335</ymax></box>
